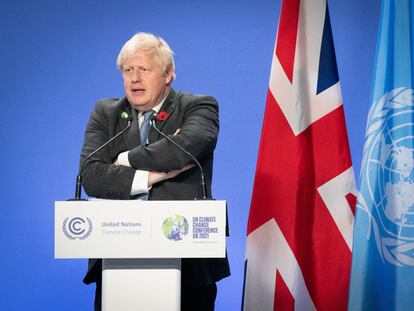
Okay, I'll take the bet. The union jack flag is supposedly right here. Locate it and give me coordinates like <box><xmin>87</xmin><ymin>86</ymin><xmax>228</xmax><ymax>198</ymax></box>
<box><xmin>243</xmin><ymin>0</ymin><xmax>356</xmax><ymax>309</ymax></box>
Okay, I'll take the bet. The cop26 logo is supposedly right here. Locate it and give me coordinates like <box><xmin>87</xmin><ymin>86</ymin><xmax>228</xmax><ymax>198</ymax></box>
<box><xmin>358</xmin><ymin>87</ymin><xmax>414</xmax><ymax>266</ymax></box>
<box><xmin>162</xmin><ymin>215</ymin><xmax>189</xmax><ymax>241</ymax></box>
<box><xmin>63</xmin><ymin>217</ymin><xmax>93</xmax><ymax>240</ymax></box>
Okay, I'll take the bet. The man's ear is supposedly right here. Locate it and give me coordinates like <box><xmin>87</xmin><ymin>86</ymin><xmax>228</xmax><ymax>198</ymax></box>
<box><xmin>164</xmin><ymin>67</ymin><xmax>174</xmax><ymax>85</ymax></box>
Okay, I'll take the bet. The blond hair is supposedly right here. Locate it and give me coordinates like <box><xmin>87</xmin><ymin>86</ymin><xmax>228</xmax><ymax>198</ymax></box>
<box><xmin>116</xmin><ymin>32</ymin><xmax>176</xmax><ymax>80</ymax></box>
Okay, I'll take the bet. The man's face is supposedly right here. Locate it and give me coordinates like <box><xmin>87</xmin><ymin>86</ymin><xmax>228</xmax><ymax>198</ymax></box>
<box><xmin>122</xmin><ymin>50</ymin><xmax>172</xmax><ymax>112</ymax></box>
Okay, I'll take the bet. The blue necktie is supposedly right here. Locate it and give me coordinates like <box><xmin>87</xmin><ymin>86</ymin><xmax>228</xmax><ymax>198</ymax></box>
<box><xmin>136</xmin><ymin>110</ymin><xmax>154</xmax><ymax>201</ymax></box>
<box><xmin>140</xmin><ymin>110</ymin><xmax>154</xmax><ymax>144</ymax></box>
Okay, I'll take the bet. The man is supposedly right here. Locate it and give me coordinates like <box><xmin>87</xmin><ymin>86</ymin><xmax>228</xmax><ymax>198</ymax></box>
<box><xmin>79</xmin><ymin>32</ymin><xmax>230</xmax><ymax>310</ymax></box>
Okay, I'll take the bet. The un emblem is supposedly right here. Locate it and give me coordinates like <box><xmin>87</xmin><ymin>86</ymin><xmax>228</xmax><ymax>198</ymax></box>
<box><xmin>63</xmin><ymin>217</ymin><xmax>93</xmax><ymax>240</ymax></box>
<box><xmin>359</xmin><ymin>87</ymin><xmax>414</xmax><ymax>266</ymax></box>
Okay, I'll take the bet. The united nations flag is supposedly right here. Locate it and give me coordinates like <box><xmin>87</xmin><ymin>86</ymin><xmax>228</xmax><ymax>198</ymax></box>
<box><xmin>349</xmin><ymin>1</ymin><xmax>414</xmax><ymax>310</ymax></box>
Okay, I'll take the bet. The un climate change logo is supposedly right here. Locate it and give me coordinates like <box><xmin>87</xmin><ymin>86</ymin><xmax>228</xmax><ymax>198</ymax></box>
<box><xmin>63</xmin><ymin>217</ymin><xmax>93</xmax><ymax>240</ymax></box>
<box><xmin>359</xmin><ymin>87</ymin><xmax>414</xmax><ymax>266</ymax></box>
<box><xmin>162</xmin><ymin>215</ymin><xmax>189</xmax><ymax>241</ymax></box>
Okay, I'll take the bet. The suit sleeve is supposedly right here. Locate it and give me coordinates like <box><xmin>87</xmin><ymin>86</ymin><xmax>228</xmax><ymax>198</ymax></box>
<box><xmin>128</xmin><ymin>95</ymin><xmax>219</xmax><ymax>172</ymax></box>
<box><xmin>80</xmin><ymin>101</ymin><xmax>136</xmax><ymax>199</ymax></box>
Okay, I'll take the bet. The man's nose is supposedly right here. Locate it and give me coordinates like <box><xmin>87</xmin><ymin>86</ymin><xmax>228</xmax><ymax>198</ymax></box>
<box><xmin>131</xmin><ymin>70</ymin><xmax>142</xmax><ymax>82</ymax></box>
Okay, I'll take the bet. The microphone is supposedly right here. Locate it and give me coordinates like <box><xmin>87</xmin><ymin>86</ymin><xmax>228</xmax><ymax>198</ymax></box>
<box><xmin>150</xmin><ymin>114</ymin><xmax>208</xmax><ymax>200</ymax></box>
<box><xmin>70</xmin><ymin>112</ymin><xmax>133</xmax><ymax>200</ymax></box>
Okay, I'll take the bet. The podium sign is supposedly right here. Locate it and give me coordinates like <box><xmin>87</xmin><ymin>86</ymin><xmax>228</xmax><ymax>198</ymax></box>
<box><xmin>55</xmin><ymin>200</ymin><xmax>226</xmax><ymax>259</ymax></box>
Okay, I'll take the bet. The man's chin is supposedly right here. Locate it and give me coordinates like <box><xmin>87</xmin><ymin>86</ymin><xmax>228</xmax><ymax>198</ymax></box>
<box><xmin>128</xmin><ymin>98</ymin><xmax>148</xmax><ymax>110</ymax></box>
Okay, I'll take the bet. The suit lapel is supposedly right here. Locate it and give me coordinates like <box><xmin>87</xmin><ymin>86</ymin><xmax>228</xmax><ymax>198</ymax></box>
<box><xmin>118</xmin><ymin>97</ymin><xmax>141</xmax><ymax>149</ymax></box>
<box><xmin>148</xmin><ymin>89</ymin><xmax>178</xmax><ymax>142</ymax></box>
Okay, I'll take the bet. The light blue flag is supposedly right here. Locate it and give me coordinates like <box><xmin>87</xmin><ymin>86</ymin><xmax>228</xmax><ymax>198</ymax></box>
<box><xmin>348</xmin><ymin>0</ymin><xmax>414</xmax><ymax>310</ymax></box>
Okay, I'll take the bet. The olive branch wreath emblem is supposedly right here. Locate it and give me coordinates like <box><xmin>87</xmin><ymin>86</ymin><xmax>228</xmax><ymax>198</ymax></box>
<box><xmin>62</xmin><ymin>217</ymin><xmax>93</xmax><ymax>240</ymax></box>
<box><xmin>358</xmin><ymin>87</ymin><xmax>414</xmax><ymax>266</ymax></box>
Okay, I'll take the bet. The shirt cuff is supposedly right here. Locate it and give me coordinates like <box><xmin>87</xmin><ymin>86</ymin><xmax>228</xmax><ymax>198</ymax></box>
<box><xmin>130</xmin><ymin>170</ymin><xmax>150</xmax><ymax>195</ymax></box>
<box><xmin>117</xmin><ymin>151</ymin><xmax>131</xmax><ymax>167</ymax></box>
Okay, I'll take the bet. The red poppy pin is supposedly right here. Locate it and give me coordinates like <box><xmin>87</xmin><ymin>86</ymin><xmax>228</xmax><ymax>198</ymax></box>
<box><xmin>156</xmin><ymin>112</ymin><xmax>170</xmax><ymax>121</ymax></box>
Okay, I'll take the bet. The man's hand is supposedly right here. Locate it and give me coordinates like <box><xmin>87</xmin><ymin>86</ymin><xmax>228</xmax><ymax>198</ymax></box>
<box><xmin>113</xmin><ymin>151</ymin><xmax>130</xmax><ymax>167</ymax></box>
<box><xmin>148</xmin><ymin>164</ymin><xmax>194</xmax><ymax>187</ymax></box>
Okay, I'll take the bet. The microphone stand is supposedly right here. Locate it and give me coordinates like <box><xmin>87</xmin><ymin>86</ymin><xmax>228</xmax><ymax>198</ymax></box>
<box><xmin>69</xmin><ymin>116</ymin><xmax>133</xmax><ymax>201</ymax></box>
<box><xmin>150</xmin><ymin>118</ymin><xmax>208</xmax><ymax>200</ymax></box>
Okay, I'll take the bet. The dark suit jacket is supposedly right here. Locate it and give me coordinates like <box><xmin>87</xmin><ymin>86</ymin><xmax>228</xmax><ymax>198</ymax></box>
<box><xmin>80</xmin><ymin>89</ymin><xmax>230</xmax><ymax>286</ymax></box>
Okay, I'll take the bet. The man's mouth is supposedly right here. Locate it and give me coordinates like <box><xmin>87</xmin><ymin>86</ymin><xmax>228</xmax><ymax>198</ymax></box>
<box><xmin>131</xmin><ymin>88</ymin><xmax>145</xmax><ymax>94</ymax></box>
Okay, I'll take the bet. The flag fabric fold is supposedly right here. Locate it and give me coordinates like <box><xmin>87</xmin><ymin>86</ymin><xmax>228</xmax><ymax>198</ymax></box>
<box><xmin>349</xmin><ymin>1</ymin><xmax>414</xmax><ymax>310</ymax></box>
<box><xmin>242</xmin><ymin>0</ymin><xmax>356</xmax><ymax>310</ymax></box>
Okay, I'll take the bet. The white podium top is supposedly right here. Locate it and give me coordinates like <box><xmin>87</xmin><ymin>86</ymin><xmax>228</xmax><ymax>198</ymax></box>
<box><xmin>55</xmin><ymin>200</ymin><xmax>226</xmax><ymax>259</ymax></box>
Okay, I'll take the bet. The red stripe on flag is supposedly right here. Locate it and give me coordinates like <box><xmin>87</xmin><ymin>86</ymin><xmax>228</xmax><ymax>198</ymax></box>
<box><xmin>274</xmin><ymin>271</ymin><xmax>294</xmax><ymax>311</ymax></box>
<box><xmin>275</xmin><ymin>0</ymin><xmax>300</xmax><ymax>83</ymax></box>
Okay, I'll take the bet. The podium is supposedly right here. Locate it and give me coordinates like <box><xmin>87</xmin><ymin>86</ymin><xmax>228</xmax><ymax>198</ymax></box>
<box><xmin>55</xmin><ymin>200</ymin><xmax>226</xmax><ymax>311</ymax></box>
